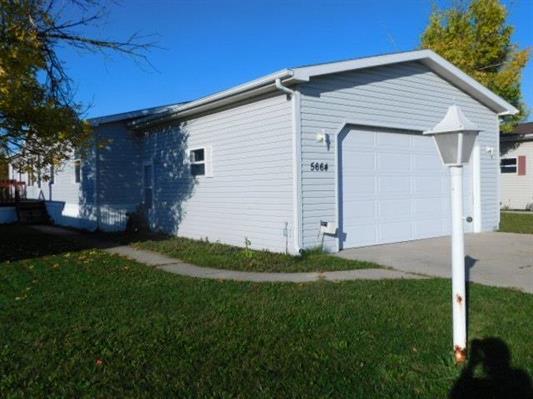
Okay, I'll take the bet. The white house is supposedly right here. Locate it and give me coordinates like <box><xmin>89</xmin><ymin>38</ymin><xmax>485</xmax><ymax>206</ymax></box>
<box><xmin>10</xmin><ymin>50</ymin><xmax>517</xmax><ymax>254</ymax></box>
<box><xmin>500</xmin><ymin>122</ymin><xmax>533</xmax><ymax>210</ymax></box>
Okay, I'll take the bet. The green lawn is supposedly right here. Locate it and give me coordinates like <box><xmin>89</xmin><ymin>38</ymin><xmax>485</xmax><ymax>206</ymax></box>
<box><xmin>1</xmin><ymin>225</ymin><xmax>532</xmax><ymax>398</ymax></box>
<box><xmin>500</xmin><ymin>211</ymin><xmax>533</xmax><ymax>234</ymax></box>
<box><xmin>127</xmin><ymin>234</ymin><xmax>382</xmax><ymax>272</ymax></box>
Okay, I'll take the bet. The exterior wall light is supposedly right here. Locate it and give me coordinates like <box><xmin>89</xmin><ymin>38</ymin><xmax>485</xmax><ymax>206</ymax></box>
<box><xmin>316</xmin><ymin>130</ymin><xmax>328</xmax><ymax>143</ymax></box>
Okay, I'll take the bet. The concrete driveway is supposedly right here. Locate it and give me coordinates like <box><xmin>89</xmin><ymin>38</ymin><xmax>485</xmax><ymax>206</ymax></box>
<box><xmin>337</xmin><ymin>232</ymin><xmax>533</xmax><ymax>293</ymax></box>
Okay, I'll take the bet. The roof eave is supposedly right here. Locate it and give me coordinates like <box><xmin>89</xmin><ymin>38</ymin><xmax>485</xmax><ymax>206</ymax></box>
<box><xmin>130</xmin><ymin>49</ymin><xmax>518</xmax><ymax>129</ymax></box>
<box><xmin>419</xmin><ymin>54</ymin><xmax>518</xmax><ymax>116</ymax></box>
<box><xmin>501</xmin><ymin>133</ymin><xmax>533</xmax><ymax>143</ymax></box>
<box><xmin>130</xmin><ymin>69</ymin><xmax>296</xmax><ymax>129</ymax></box>
<box><xmin>88</xmin><ymin>103</ymin><xmax>182</xmax><ymax>127</ymax></box>
<box><xmin>292</xmin><ymin>49</ymin><xmax>518</xmax><ymax>116</ymax></box>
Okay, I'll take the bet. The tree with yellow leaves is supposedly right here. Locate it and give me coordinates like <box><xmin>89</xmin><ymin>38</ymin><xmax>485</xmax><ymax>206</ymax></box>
<box><xmin>0</xmin><ymin>0</ymin><xmax>153</xmax><ymax>177</ymax></box>
<box><xmin>421</xmin><ymin>0</ymin><xmax>529</xmax><ymax>132</ymax></box>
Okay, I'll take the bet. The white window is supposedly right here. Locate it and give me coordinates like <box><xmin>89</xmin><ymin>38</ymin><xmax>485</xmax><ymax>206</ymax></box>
<box><xmin>500</xmin><ymin>158</ymin><xmax>517</xmax><ymax>174</ymax></box>
<box><xmin>74</xmin><ymin>160</ymin><xmax>81</xmax><ymax>183</ymax></box>
<box><xmin>190</xmin><ymin>148</ymin><xmax>205</xmax><ymax>176</ymax></box>
<box><xmin>189</xmin><ymin>146</ymin><xmax>213</xmax><ymax>177</ymax></box>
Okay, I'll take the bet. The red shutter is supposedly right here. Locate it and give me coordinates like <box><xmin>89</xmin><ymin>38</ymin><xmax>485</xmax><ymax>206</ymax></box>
<box><xmin>518</xmin><ymin>156</ymin><xmax>526</xmax><ymax>176</ymax></box>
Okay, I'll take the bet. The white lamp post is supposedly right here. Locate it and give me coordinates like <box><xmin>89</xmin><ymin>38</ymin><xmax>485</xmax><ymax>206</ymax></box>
<box><xmin>424</xmin><ymin>105</ymin><xmax>480</xmax><ymax>364</ymax></box>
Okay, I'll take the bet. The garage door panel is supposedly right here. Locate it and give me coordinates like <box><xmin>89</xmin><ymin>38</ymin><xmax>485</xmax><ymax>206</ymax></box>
<box><xmin>344</xmin><ymin>224</ymin><xmax>378</xmax><ymax>247</ymax></box>
<box><xmin>377</xmin><ymin>153</ymin><xmax>411</xmax><ymax>171</ymax></box>
<box><xmin>378</xmin><ymin>176</ymin><xmax>411</xmax><ymax>194</ymax></box>
<box><xmin>378</xmin><ymin>199</ymin><xmax>411</xmax><ymax>218</ymax></box>
<box><xmin>344</xmin><ymin>132</ymin><xmax>376</xmax><ymax>147</ymax></box>
<box><xmin>340</xmin><ymin>128</ymin><xmax>474</xmax><ymax>249</ymax></box>
<box><xmin>376</xmin><ymin>132</ymin><xmax>411</xmax><ymax>148</ymax></box>
<box><xmin>414</xmin><ymin>176</ymin><xmax>445</xmax><ymax>195</ymax></box>
<box><xmin>412</xmin><ymin>134</ymin><xmax>435</xmax><ymax>150</ymax></box>
<box><xmin>342</xmin><ymin>176</ymin><xmax>376</xmax><ymax>195</ymax></box>
<box><xmin>343</xmin><ymin>199</ymin><xmax>376</xmax><ymax>220</ymax></box>
<box><xmin>412</xmin><ymin>198</ymin><xmax>446</xmax><ymax>217</ymax></box>
<box><xmin>379</xmin><ymin>221</ymin><xmax>412</xmax><ymax>242</ymax></box>
<box><xmin>343</xmin><ymin>152</ymin><xmax>375</xmax><ymax>170</ymax></box>
<box><xmin>413</xmin><ymin>219</ymin><xmax>447</xmax><ymax>238</ymax></box>
<box><xmin>414</xmin><ymin>154</ymin><xmax>443</xmax><ymax>171</ymax></box>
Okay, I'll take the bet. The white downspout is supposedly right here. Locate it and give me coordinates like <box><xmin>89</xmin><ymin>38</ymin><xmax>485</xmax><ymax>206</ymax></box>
<box><xmin>275</xmin><ymin>78</ymin><xmax>302</xmax><ymax>255</ymax></box>
<box><xmin>275</xmin><ymin>78</ymin><xmax>295</xmax><ymax>97</ymax></box>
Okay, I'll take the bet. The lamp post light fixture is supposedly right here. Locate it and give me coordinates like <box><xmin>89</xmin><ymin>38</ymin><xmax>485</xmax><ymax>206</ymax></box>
<box><xmin>424</xmin><ymin>105</ymin><xmax>480</xmax><ymax>364</ymax></box>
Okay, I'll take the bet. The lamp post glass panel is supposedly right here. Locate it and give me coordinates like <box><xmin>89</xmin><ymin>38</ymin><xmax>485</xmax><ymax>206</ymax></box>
<box><xmin>424</xmin><ymin>105</ymin><xmax>480</xmax><ymax>364</ymax></box>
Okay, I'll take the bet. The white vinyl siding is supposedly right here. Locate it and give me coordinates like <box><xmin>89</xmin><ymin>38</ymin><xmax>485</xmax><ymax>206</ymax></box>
<box><xmin>143</xmin><ymin>94</ymin><xmax>294</xmax><ymax>253</ymax></box>
<box><xmin>299</xmin><ymin>61</ymin><xmax>500</xmax><ymax>251</ymax></box>
<box><xmin>500</xmin><ymin>141</ymin><xmax>533</xmax><ymax>210</ymax></box>
<box><xmin>23</xmin><ymin>158</ymin><xmax>81</xmax><ymax>204</ymax></box>
<box><xmin>21</xmin><ymin>123</ymin><xmax>141</xmax><ymax>231</ymax></box>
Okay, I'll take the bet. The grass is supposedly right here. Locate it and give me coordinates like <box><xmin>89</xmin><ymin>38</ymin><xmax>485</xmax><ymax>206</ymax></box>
<box><xmin>500</xmin><ymin>211</ymin><xmax>533</xmax><ymax>234</ymax></box>
<box><xmin>1</xmin><ymin>225</ymin><xmax>532</xmax><ymax>398</ymax></box>
<box><xmin>126</xmin><ymin>235</ymin><xmax>381</xmax><ymax>273</ymax></box>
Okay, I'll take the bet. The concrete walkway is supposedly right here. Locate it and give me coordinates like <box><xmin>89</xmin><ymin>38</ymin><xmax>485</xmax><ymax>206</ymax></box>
<box><xmin>337</xmin><ymin>232</ymin><xmax>533</xmax><ymax>293</ymax></box>
<box><xmin>30</xmin><ymin>225</ymin><xmax>425</xmax><ymax>283</ymax></box>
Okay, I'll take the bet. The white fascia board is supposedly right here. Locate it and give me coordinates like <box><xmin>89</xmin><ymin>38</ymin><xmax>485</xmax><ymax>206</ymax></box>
<box><xmin>292</xmin><ymin>50</ymin><xmax>431</xmax><ymax>80</ymax></box>
<box><xmin>154</xmin><ymin>83</ymin><xmax>279</xmax><ymax>121</ymax></box>
<box><xmin>420</xmin><ymin>54</ymin><xmax>518</xmax><ymax>116</ymax></box>
<box><xmin>131</xmin><ymin>49</ymin><xmax>518</xmax><ymax>129</ymax></box>
<box><xmin>175</xmin><ymin>69</ymin><xmax>293</xmax><ymax>113</ymax></box>
<box><xmin>89</xmin><ymin>104</ymin><xmax>179</xmax><ymax>127</ymax></box>
<box><xmin>293</xmin><ymin>49</ymin><xmax>518</xmax><ymax>116</ymax></box>
<box><xmin>131</xmin><ymin>69</ymin><xmax>295</xmax><ymax>128</ymax></box>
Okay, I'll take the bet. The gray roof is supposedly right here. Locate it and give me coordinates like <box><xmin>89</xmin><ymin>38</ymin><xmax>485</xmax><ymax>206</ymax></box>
<box><xmin>88</xmin><ymin>102</ymin><xmax>187</xmax><ymax>126</ymax></box>
<box><xmin>89</xmin><ymin>49</ymin><xmax>519</xmax><ymax>129</ymax></box>
<box><xmin>130</xmin><ymin>49</ymin><xmax>518</xmax><ymax>129</ymax></box>
<box><xmin>501</xmin><ymin>122</ymin><xmax>533</xmax><ymax>143</ymax></box>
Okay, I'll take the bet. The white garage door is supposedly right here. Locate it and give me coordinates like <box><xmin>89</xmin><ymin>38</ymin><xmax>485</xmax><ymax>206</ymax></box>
<box><xmin>339</xmin><ymin>127</ymin><xmax>473</xmax><ymax>249</ymax></box>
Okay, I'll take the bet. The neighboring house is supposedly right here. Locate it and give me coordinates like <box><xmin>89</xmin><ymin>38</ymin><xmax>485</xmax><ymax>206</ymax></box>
<box><xmin>10</xmin><ymin>50</ymin><xmax>517</xmax><ymax>254</ymax></box>
<box><xmin>500</xmin><ymin>122</ymin><xmax>533</xmax><ymax>210</ymax></box>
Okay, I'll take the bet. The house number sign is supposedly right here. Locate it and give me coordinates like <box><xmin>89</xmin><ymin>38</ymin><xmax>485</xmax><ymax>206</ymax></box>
<box><xmin>310</xmin><ymin>162</ymin><xmax>328</xmax><ymax>172</ymax></box>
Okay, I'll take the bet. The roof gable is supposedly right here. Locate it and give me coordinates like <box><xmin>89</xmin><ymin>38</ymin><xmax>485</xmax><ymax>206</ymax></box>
<box><xmin>129</xmin><ymin>50</ymin><xmax>518</xmax><ymax>128</ymax></box>
<box><xmin>291</xmin><ymin>50</ymin><xmax>517</xmax><ymax>116</ymax></box>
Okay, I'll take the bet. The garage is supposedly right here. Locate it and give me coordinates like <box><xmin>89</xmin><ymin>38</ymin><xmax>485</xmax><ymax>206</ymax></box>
<box><xmin>13</xmin><ymin>50</ymin><xmax>514</xmax><ymax>254</ymax></box>
<box><xmin>338</xmin><ymin>127</ymin><xmax>474</xmax><ymax>249</ymax></box>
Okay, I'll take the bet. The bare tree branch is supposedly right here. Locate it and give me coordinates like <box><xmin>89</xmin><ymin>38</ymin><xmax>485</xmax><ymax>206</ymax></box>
<box><xmin>0</xmin><ymin>0</ymin><xmax>158</xmax><ymax>172</ymax></box>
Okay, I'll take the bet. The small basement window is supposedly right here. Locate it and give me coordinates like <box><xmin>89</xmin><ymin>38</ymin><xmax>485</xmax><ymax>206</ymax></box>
<box><xmin>190</xmin><ymin>148</ymin><xmax>205</xmax><ymax>176</ymax></box>
<box><xmin>500</xmin><ymin>158</ymin><xmax>517</xmax><ymax>174</ymax></box>
<box><xmin>74</xmin><ymin>160</ymin><xmax>81</xmax><ymax>183</ymax></box>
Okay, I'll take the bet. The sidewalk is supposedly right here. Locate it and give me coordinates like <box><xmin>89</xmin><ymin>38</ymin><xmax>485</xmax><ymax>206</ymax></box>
<box><xmin>31</xmin><ymin>225</ymin><xmax>427</xmax><ymax>283</ymax></box>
